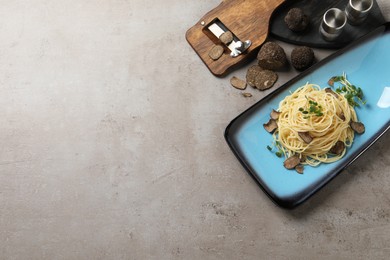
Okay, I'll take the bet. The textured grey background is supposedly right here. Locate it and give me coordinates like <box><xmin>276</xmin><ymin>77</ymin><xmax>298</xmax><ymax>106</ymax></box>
<box><xmin>0</xmin><ymin>0</ymin><xmax>389</xmax><ymax>259</ymax></box>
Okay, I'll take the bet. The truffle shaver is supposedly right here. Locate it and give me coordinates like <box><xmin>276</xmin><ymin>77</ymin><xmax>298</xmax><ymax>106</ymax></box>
<box><xmin>185</xmin><ymin>0</ymin><xmax>285</xmax><ymax>77</ymax></box>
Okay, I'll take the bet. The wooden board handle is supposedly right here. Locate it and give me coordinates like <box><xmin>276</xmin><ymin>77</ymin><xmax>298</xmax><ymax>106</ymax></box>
<box><xmin>186</xmin><ymin>0</ymin><xmax>285</xmax><ymax>77</ymax></box>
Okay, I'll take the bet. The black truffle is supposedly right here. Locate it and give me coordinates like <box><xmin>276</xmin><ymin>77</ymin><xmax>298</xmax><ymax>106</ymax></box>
<box><xmin>283</xmin><ymin>155</ymin><xmax>301</xmax><ymax>170</ymax></box>
<box><xmin>263</xmin><ymin>119</ymin><xmax>278</xmax><ymax>133</ymax></box>
<box><xmin>329</xmin><ymin>141</ymin><xmax>345</xmax><ymax>155</ymax></box>
<box><xmin>284</xmin><ymin>8</ymin><xmax>309</xmax><ymax>32</ymax></box>
<box><xmin>291</xmin><ymin>46</ymin><xmax>314</xmax><ymax>71</ymax></box>
<box><xmin>350</xmin><ymin>121</ymin><xmax>365</xmax><ymax>134</ymax></box>
<box><xmin>246</xmin><ymin>65</ymin><xmax>263</xmax><ymax>87</ymax></box>
<box><xmin>257</xmin><ymin>42</ymin><xmax>287</xmax><ymax>70</ymax></box>
<box><xmin>254</xmin><ymin>70</ymin><xmax>278</xmax><ymax>90</ymax></box>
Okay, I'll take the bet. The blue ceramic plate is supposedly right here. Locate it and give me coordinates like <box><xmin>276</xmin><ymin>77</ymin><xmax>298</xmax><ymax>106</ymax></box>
<box><xmin>225</xmin><ymin>23</ymin><xmax>390</xmax><ymax>209</ymax></box>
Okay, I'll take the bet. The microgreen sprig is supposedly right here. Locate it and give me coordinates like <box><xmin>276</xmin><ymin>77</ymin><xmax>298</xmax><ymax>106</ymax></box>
<box><xmin>267</xmin><ymin>141</ymin><xmax>283</xmax><ymax>158</ymax></box>
<box><xmin>328</xmin><ymin>73</ymin><xmax>366</xmax><ymax>107</ymax></box>
<box><xmin>299</xmin><ymin>97</ymin><xmax>323</xmax><ymax>119</ymax></box>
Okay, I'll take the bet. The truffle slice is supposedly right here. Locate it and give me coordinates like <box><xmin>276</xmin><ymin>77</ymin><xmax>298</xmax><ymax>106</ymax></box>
<box><xmin>219</xmin><ymin>31</ymin><xmax>234</xmax><ymax>45</ymax></box>
<box><xmin>339</xmin><ymin>112</ymin><xmax>346</xmax><ymax>121</ymax></box>
<box><xmin>284</xmin><ymin>8</ymin><xmax>309</xmax><ymax>32</ymax></box>
<box><xmin>284</xmin><ymin>155</ymin><xmax>301</xmax><ymax>170</ymax></box>
<box><xmin>208</xmin><ymin>45</ymin><xmax>224</xmax><ymax>60</ymax></box>
<box><xmin>270</xmin><ymin>109</ymin><xmax>281</xmax><ymax>120</ymax></box>
<box><xmin>230</xmin><ymin>76</ymin><xmax>247</xmax><ymax>90</ymax></box>
<box><xmin>298</xmin><ymin>131</ymin><xmax>313</xmax><ymax>144</ymax></box>
<box><xmin>329</xmin><ymin>141</ymin><xmax>345</xmax><ymax>155</ymax></box>
<box><xmin>350</xmin><ymin>121</ymin><xmax>365</xmax><ymax>134</ymax></box>
<box><xmin>257</xmin><ymin>42</ymin><xmax>287</xmax><ymax>70</ymax></box>
<box><xmin>242</xmin><ymin>92</ymin><xmax>252</xmax><ymax>98</ymax></box>
<box><xmin>291</xmin><ymin>46</ymin><xmax>314</xmax><ymax>71</ymax></box>
<box><xmin>254</xmin><ymin>70</ymin><xmax>278</xmax><ymax>90</ymax></box>
<box><xmin>295</xmin><ymin>165</ymin><xmax>304</xmax><ymax>174</ymax></box>
<box><xmin>325</xmin><ymin>88</ymin><xmax>338</xmax><ymax>98</ymax></box>
<box><xmin>263</xmin><ymin>119</ymin><xmax>278</xmax><ymax>133</ymax></box>
<box><xmin>246</xmin><ymin>65</ymin><xmax>263</xmax><ymax>87</ymax></box>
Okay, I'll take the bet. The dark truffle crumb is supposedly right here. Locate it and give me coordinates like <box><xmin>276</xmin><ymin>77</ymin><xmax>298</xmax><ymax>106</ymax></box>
<box><xmin>257</xmin><ymin>42</ymin><xmax>287</xmax><ymax>70</ymax></box>
<box><xmin>284</xmin><ymin>8</ymin><xmax>309</xmax><ymax>32</ymax></box>
<box><xmin>291</xmin><ymin>46</ymin><xmax>314</xmax><ymax>71</ymax></box>
<box><xmin>242</xmin><ymin>92</ymin><xmax>252</xmax><ymax>97</ymax></box>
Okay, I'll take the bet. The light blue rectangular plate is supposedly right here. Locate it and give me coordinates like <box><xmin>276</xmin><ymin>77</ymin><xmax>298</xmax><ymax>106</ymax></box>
<box><xmin>225</xmin><ymin>24</ymin><xmax>390</xmax><ymax>209</ymax></box>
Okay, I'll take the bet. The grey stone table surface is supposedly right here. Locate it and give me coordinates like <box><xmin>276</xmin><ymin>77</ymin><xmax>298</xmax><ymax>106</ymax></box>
<box><xmin>0</xmin><ymin>1</ymin><xmax>389</xmax><ymax>259</ymax></box>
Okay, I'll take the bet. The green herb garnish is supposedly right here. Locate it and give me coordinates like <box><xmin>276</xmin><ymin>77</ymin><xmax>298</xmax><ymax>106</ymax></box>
<box><xmin>328</xmin><ymin>76</ymin><xmax>343</xmax><ymax>86</ymax></box>
<box><xmin>267</xmin><ymin>141</ymin><xmax>284</xmax><ymax>158</ymax></box>
<box><xmin>328</xmin><ymin>72</ymin><xmax>366</xmax><ymax>107</ymax></box>
<box><xmin>299</xmin><ymin>97</ymin><xmax>323</xmax><ymax>118</ymax></box>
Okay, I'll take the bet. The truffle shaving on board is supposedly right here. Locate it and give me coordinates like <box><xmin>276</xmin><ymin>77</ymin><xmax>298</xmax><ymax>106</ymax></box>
<box><xmin>208</xmin><ymin>45</ymin><xmax>224</xmax><ymax>60</ymax></box>
<box><xmin>219</xmin><ymin>31</ymin><xmax>234</xmax><ymax>45</ymax></box>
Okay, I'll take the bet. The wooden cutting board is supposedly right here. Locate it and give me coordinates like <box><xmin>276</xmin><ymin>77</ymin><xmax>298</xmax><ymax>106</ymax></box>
<box><xmin>270</xmin><ymin>0</ymin><xmax>386</xmax><ymax>49</ymax></box>
<box><xmin>185</xmin><ymin>0</ymin><xmax>285</xmax><ymax>77</ymax></box>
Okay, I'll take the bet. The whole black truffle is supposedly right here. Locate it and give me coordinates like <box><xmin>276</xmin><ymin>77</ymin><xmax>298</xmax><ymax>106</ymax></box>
<box><xmin>291</xmin><ymin>46</ymin><xmax>314</xmax><ymax>71</ymax></box>
<box><xmin>284</xmin><ymin>8</ymin><xmax>309</xmax><ymax>32</ymax></box>
<box><xmin>257</xmin><ymin>42</ymin><xmax>287</xmax><ymax>70</ymax></box>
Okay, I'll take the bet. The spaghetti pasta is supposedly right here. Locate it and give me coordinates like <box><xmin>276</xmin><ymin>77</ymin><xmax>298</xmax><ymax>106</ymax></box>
<box><xmin>271</xmin><ymin>83</ymin><xmax>358</xmax><ymax>167</ymax></box>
